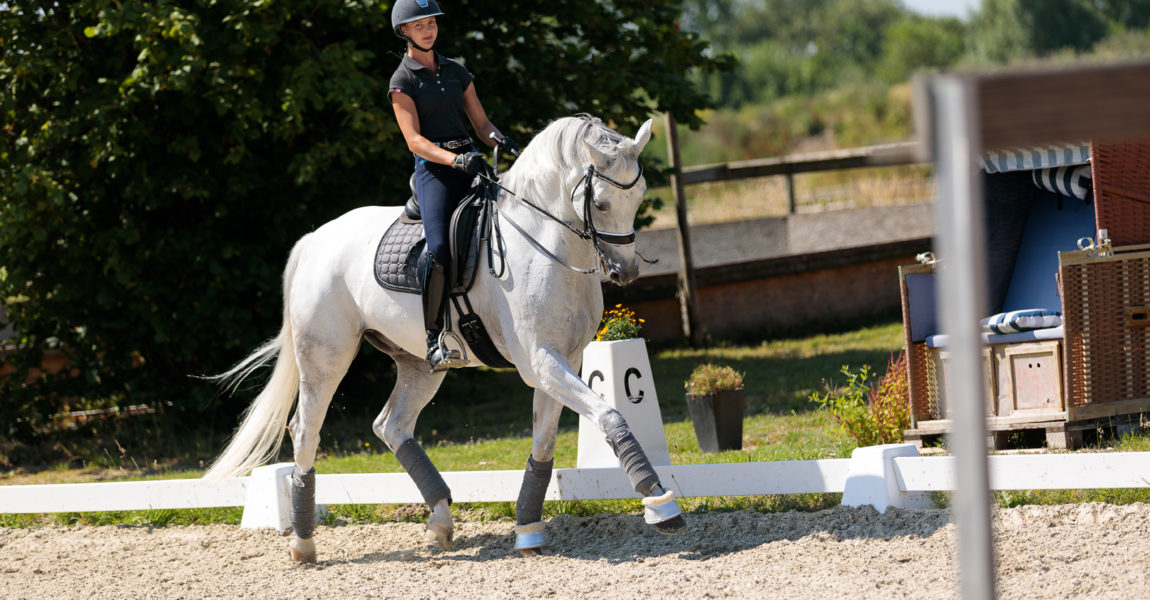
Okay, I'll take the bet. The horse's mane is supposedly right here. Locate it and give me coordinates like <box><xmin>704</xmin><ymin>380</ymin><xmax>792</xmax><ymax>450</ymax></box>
<box><xmin>503</xmin><ymin>115</ymin><xmax>627</xmax><ymax>201</ymax></box>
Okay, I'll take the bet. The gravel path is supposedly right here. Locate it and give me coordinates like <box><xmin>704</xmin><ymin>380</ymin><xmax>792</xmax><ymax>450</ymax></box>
<box><xmin>4</xmin><ymin>503</ymin><xmax>1149</xmax><ymax>599</ymax></box>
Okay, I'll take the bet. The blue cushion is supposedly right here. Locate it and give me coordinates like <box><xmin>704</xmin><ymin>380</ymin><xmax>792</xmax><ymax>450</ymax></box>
<box><xmin>1000</xmin><ymin>192</ymin><xmax>1096</xmax><ymax>313</ymax></box>
<box><xmin>981</xmin><ymin>309</ymin><xmax>1063</xmax><ymax>334</ymax></box>
<box><xmin>906</xmin><ymin>272</ymin><xmax>937</xmax><ymax>343</ymax></box>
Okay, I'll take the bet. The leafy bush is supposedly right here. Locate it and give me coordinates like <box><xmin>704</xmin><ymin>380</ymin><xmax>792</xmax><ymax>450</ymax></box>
<box><xmin>808</xmin><ymin>352</ymin><xmax>909</xmax><ymax>446</ymax></box>
<box><xmin>869</xmin><ymin>351</ymin><xmax>911</xmax><ymax>442</ymax></box>
<box><xmin>595</xmin><ymin>305</ymin><xmax>644</xmax><ymax>342</ymax></box>
<box><xmin>684</xmin><ymin>363</ymin><xmax>744</xmax><ymax>396</ymax></box>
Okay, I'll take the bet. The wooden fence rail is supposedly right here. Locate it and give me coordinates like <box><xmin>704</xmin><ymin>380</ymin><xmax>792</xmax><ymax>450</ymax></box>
<box><xmin>680</xmin><ymin>141</ymin><xmax>923</xmax><ymax>184</ymax></box>
<box><xmin>661</xmin><ymin>125</ymin><xmax>925</xmax><ymax>344</ymax></box>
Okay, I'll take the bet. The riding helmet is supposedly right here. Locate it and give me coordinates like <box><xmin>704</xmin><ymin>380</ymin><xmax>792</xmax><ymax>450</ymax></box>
<box><xmin>391</xmin><ymin>0</ymin><xmax>444</xmax><ymax>39</ymax></box>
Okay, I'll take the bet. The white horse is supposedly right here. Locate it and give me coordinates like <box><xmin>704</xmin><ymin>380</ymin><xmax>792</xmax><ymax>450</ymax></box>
<box><xmin>204</xmin><ymin>115</ymin><xmax>686</xmax><ymax>562</ymax></box>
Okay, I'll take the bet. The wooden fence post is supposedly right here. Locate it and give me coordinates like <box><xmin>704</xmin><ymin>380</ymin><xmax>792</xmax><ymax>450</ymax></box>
<box><xmin>785</xmin><ymin>171</ymin><xmax>797</xmax><ymax>214</ymax></box>
<box><xmin>664</xmin><ymin>113</ymin><xmax>703</xmax><ymax>348</ymax></box>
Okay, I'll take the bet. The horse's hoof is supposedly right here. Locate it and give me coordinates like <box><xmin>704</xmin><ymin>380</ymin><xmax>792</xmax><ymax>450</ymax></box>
<box><xmin>642</xmin><ymin>488</ymin><xmax>685</xmax><ymax>535</ymax></box>
<box><xmin>518</xmin><ymin>546</ymin><xmax>554</xmax><ymax>558</ymax></box>
<box><xmin>289</xmin><ymin>537</ymin><xmax>317</xmax><ymax>563</ymax></box>
<box><xmin>425</xmin><ymin>499</ymin><xmax>454</xmax><ymax>549</ymax></box>
<box><xmin>653</xmin><ymin>514</ymin><xmax>687</xmax><ymax>535</ymax></box>
<box><xmin>426</xmin><ymin>520</ymin><xmax>454</xmax><ymax>550</ymax></box>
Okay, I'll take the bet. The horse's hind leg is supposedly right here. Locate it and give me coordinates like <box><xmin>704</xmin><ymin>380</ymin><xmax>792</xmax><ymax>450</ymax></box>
<box><xmin>514</xmin><ymin>389</ymin><xmax>562</xmax><ymax>556</ymax></box>
<box><xmin>372</xmin><ymin>352</ymin><xmax>452</xmax><ymax>549</ymax></box>
<box><xmin>287</xmin><ymin>328</ymin><xmax>361</xmax><ymax>563</ymax></box>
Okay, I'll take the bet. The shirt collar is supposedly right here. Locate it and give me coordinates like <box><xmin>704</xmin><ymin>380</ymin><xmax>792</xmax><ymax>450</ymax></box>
<box><xmin>402</xmin><ymin>52</ymin><xmax>442</xmax><ymax>72</ymax></box>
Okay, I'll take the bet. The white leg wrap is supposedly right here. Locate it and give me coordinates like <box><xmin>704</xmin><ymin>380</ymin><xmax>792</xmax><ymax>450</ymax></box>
<box><xmin>642</xmin><ymin>489</ymin><xmax>682</xmax><ymax>525</ymax></box>
<box><xmin>513</xmin><ymin>520</ymin><xmax>547</xmax><ymax>550</ymax></box>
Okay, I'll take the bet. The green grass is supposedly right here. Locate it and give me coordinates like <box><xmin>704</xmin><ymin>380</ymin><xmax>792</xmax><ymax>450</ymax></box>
<box><xmin>4</xmin><ymin>320</ymin><xmax>1150</xmax><ymax>528</ymax></box>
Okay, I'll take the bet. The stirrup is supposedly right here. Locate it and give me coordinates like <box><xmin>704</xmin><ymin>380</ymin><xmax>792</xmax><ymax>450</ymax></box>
<box><xmin>428</xmin><ymin>330</ymin><xmax>469</xmax><ymax>372</ymax></box>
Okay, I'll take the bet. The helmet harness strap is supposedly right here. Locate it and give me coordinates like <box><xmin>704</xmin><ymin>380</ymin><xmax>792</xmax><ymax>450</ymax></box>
<box><xmin>400</xmin><ymin>31</ymin><xmax>434</xmax><ymax>53</ymax></box>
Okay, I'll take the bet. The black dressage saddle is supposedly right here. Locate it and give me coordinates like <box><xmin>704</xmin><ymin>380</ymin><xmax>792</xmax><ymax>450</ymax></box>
<box><xmin>373</xmin><ymin>184</ymin><xmax>483</xmax><ymax>296</ymax></box>
<box><xmin>372</xmin><ymin>178</ymin><xmax>513</xmax><ymax>368</ymax></box>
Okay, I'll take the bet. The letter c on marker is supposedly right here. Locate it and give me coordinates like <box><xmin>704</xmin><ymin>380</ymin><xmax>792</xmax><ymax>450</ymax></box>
<box><xmin>624</xmin><ymin>368</ymin><xmax>644</xmax><ymax>404</ymax></box>
<box><xmin>587</xmin><ymin>370</ymin><xmax>605</xmax><ymax>396</ymax></box>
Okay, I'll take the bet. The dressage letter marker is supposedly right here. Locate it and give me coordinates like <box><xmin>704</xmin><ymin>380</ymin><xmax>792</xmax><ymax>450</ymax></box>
<box><xmin>576</xmin><ymin>338</ymin><xmax>671</xmax><ymax>468</ymax></box>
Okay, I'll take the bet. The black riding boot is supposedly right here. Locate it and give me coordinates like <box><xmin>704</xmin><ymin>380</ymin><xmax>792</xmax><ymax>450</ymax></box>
<box><xmin>419</xmin><ymin>252</ymin><xmax>462</xmax><ymax>372</ymax></box>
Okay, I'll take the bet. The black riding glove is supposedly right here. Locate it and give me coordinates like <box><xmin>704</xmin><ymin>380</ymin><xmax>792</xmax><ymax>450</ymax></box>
<box><xmin>497</xmin><ymin>135</ymin><xmax>521</xmax><ymax>158</ymax></box>
<box><xmin>452</xmin><ymin>151</ymin><xmax>491</xmax><ymax>176</ymax></box>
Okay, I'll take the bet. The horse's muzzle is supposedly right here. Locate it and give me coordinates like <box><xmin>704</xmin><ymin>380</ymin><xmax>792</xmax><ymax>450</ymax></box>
<box><xmin>602</xmin><ymin>255</ymin><xmax>640</xmax><ymax>286</ymax></box>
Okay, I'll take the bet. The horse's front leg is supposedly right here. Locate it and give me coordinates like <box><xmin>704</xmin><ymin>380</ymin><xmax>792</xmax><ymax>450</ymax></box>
<box><xmin>514</xmin><ymin>389</ymin><xmax>563</xmax><ymax>556</ymax></box>
<box><xmin>528</xmin><ymin>348</ymin><xmax>687</xmax><ymax>535</ymax></box>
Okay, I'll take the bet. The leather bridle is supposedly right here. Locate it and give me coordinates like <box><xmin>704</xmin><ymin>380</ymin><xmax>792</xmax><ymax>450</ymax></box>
<box><xmin>481</xmin><ymin>161</ymin><xmax>645</xmax><ymax>275</ymax></box>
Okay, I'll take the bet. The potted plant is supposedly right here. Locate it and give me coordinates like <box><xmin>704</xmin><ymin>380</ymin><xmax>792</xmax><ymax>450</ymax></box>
<box><xmin>684</xmin><ymin>363</ymin><xmax>745</xmax><ymax>453</ymax></box>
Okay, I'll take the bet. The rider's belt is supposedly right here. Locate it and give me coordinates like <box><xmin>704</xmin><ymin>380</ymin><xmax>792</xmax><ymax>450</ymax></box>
<box><xmin>433</xmin><ymin>137</ymin><xmax>474</xmax><ymax>151</ymax></box>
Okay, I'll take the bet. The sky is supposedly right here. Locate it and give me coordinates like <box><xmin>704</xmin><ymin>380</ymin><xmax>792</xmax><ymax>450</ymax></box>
<box><xmin>902</xmin><ymin>0</ymin><xmax>981</xmax><ymax>20</ymax></box>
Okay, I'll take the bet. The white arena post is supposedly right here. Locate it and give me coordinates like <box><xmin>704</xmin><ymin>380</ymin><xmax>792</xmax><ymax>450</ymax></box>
<box><xmin>840</xmin><ymin>444</ymin><xmax>933</xmax><ymax>513</ymax></box>
<box><xmin>238</xmin><ymin>463</ymin><xmax>294</xmax><ymax>531</ymax></box>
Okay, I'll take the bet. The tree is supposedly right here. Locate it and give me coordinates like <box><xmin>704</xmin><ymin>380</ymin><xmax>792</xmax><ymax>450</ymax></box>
<box><xmin>1093</xmin><ymin>0</ymin><xmax>1150</xmax><ymax>30</ymax></box>
<box><xmin>972</xmin><ymin>0</ymin><xmax>1109</xmax><ymax>62</ymax></box>
<box><xmin>877</xmin><ymin>16</ymin><xmax>967</xmax><ymax>85</ymax></box>
<box><xmin>687</xmin><ymin>0</ymin><xmax>911</xmax><ymax>107</ymax></box>
<box><xmin>0</xmin><ymin>0</ymin><xmax>730</xmax><ymax>443</ymax></box>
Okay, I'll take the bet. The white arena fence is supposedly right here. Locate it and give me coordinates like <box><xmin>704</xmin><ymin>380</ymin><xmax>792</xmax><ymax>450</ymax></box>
<box><xmin>2</xmin><ymin>444</ymin><xmax>1148</xmax><ymax>531</ymax></box>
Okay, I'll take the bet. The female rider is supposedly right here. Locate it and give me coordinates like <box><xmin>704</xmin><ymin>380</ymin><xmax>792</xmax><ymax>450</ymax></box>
<box><xmin>388</xmin><ymin>0</ymin><xmax>518</xmax><ymax>372</ymax></box>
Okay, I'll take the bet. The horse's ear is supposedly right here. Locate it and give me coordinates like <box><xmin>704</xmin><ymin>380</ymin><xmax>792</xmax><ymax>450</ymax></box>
<box><xmin>583</xmin><ymin>138</ymin><xmax>611</xmax><ymax>168</ymax></box>
<box><xmin>631</xmin><ymin>119</ymin><xmax>653</xmax><ymax>154</ymax></box>
<box><xmin>618</xmin><ymin>119</ymin><xmax>653</xmax><ymax>157</ymax></box>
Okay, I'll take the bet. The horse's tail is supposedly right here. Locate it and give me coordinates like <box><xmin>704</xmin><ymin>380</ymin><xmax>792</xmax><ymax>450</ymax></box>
<box><xmin>203</xmin><ymin>239</ymin><xmax>305</xmax><ymax>482</ymax></box>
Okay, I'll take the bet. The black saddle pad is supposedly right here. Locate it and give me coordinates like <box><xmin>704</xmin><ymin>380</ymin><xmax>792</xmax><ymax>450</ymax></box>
<box><xmin>373</xmin><ymin>194</ymin><xmax>484</xmax><ymax>295</ymax></box>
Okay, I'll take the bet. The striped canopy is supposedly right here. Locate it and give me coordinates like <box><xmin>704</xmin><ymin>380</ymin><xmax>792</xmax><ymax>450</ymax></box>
<box><xmin>982</xmin><ymin>142</ymin><xmax>1092</xmax><ymax>200</ymax></box>
<box><xmin>981</xmin><ymin>142</ymin><xmax>1090</xmax><ymax>174</ymax></box>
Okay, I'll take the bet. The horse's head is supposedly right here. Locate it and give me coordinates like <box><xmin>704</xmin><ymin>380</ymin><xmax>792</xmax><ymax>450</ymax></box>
<box><xmin>574</xmin><ymin>118</ymin><xmax>653</xmax><ymax>286</ymax></box>
<box><xmin>501</xmin><ymin>116</ymin><xmax>654</xmax><ymax>285</ymax></box>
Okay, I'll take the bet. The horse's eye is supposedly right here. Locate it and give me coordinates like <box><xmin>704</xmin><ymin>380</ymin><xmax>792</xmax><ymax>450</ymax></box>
<box><xmin>594</xmin><ymin>199</ymin><xmax>609</xmax><ymax>213</ymax></box>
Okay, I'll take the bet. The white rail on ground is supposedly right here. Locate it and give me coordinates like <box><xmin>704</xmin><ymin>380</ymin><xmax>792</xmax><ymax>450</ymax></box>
<box><xmin>2</xmin><ymin>444</ymin><xmax>1148</xmax><ymax>531</ymax></box>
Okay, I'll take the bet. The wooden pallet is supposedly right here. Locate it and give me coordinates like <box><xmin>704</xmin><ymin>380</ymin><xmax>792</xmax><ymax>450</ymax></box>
<box><xmin>904</xmin><ymin>412</ymin><xmax>1147</xmax><ymax>451</ymax></box>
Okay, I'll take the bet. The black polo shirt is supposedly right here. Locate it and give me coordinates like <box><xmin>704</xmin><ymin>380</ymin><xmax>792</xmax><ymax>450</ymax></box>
<box><xmin>389</xmin><ymin>53</ymin><xmax>475</xmax><ymax>143</ymax></box>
